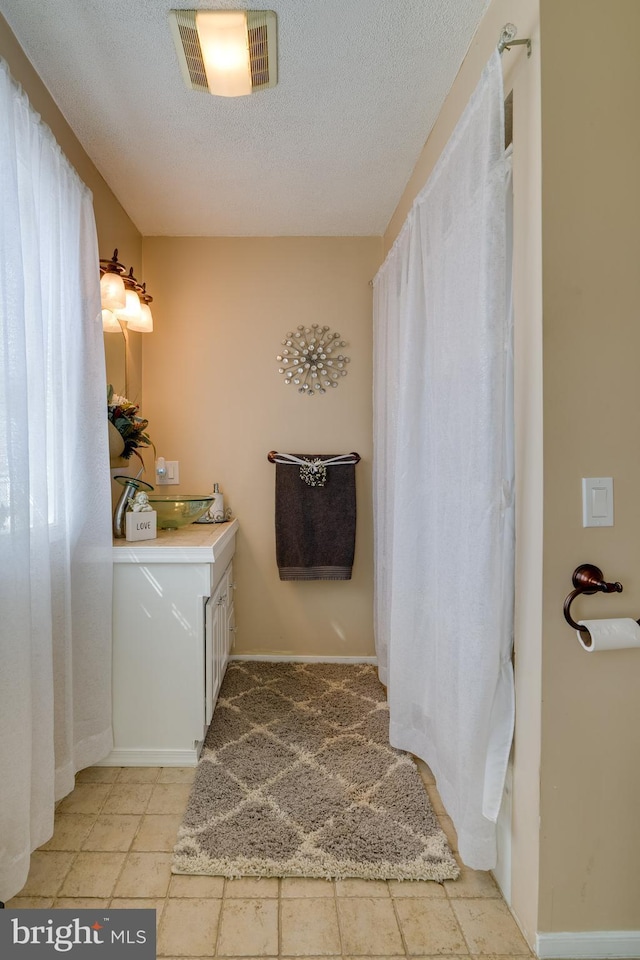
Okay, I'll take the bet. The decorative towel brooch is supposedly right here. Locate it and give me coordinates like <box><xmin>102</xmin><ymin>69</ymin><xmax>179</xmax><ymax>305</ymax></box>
<box><xmin>299</xmin><ymin>459</ymin><xmax>328</xmax><ymax>486</ymax></box>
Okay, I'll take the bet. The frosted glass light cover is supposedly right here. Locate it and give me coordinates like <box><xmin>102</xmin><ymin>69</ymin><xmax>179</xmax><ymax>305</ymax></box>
<box><xmin>100</xmin><ymin>271</ymin><xmax>126</xmax><ymax>310</ymax></box>
<box><xmin>127</xmin><ymin>301</ymin><xmax>153</xmax><ymax>333</ymax></box>
<box><xmin>115</xmin><ymin>289</ymin><xmax>141</xmax><ymax>322</ymax></box>
<box><xmin>102</xmin><ymin>309</ymin><xmax>121</xmax><ymax>333</ymax></box>
<box><xmin>196</xmin><ymin>10</ymin><xmax>252</xmax><ymax>97</ymax></box>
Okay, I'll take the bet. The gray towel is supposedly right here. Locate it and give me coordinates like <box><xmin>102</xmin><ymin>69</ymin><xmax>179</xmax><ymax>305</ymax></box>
<box><xmin>275</xmin><ymin>454</ymin><xmax>356</xmax><ymax>581</ymax></box>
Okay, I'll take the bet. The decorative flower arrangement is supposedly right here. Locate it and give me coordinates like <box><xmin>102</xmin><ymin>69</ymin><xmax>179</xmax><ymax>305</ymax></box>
<box><xmin>107</xmin><ymin>385</ymin><xmax>154</xmax><ymax>465</ymax></box>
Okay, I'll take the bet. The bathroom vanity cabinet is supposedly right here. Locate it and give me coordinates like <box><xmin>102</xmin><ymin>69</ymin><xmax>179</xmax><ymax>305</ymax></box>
<box><xmin>102</xmin><ymin>519</ymin><xmax>238</xmax><ymax>766</ymax></box>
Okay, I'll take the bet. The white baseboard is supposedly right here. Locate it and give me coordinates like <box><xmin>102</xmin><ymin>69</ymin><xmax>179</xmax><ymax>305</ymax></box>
<box><xmin>536</xmin><ymin>930</ymin><xmax>640</xmax><ymax>958</ymax></box>
<box><xmin>229</xmin><ymin>654</ymin><xmax>377</xmax><ymax>664</ymax></box>
<box><xmin>96</xmin><ymin>747</ymin><xmax>199</xmax><ymax>767</ymax></box>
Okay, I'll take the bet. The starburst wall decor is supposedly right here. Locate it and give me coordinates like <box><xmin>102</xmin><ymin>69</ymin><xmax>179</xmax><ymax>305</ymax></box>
<box><xmin>277</xmin><ymin>324</ymin><xmax>350</xmax><ymax>396</ymax></box>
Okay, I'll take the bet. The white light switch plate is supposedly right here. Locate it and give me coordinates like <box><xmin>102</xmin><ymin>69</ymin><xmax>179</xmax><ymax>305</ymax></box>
<box><xmin>156</xmin><ymin>460</ymin><xmax>180</xmax><ymax>485</ymax></box>
<box><xmin>582</xmin><ymin>477</ymin><xmax>613</xmax><ymax>527</ymax></box>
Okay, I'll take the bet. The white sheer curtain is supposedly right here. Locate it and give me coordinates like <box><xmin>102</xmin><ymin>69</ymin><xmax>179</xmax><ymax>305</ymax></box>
<box><xmin>0</xmin><ymin>59</ymin><xmax>113</xmax><ymax>901</ymax></box>
<box><xmin>373</xmin><ymin>52</ymin><xmax>514</xmax><ymax>870</ymax></box>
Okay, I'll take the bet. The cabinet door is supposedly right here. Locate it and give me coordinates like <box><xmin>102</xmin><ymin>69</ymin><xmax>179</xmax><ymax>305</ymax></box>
<box><xmin>225</xmin><ymin>561</ymin><xmax>235</xmax><ymax>665</ymax></box>
<box><xmin>213</xmin><ymin>579</ymin><xmax>227</xmax><ymax>707</ymax></box>
<box><xmin>205</xmin><ymin>594</ymin><xmax>213</xmax><ymax>726</ymax></box>
<box><xmin>226</xmin><ymin>606</ymin><xmax>236</xmax><ymax>671</ymax></box>
<box><xmin>112</xmin><ymin>561</ymin><xmax>209</xmax><ymax>758</ymax></box>
<box><xmin>206</xmin><ymin>560</ymin><xmax>236</xmax><ymax>724</ymax></box>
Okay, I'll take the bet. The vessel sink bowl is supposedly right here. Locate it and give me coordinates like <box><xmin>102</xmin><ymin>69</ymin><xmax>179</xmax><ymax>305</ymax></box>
<box><xmin>147</xmin><ymin>495</ymin><xmax>214</xmax><ymax>529</ymax></box>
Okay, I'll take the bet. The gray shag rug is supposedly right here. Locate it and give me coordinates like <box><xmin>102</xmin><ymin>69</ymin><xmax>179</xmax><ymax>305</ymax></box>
<box><xmin>172</xmin><ymin>661</ymin><xmax>459</xmax><ymax>881</ymax></box>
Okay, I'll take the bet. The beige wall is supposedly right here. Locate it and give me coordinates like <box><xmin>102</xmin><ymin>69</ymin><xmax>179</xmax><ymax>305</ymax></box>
<box><xmin>384</xmin><ymin>0</ymin><xmax>543</xmax><ymax>945</ymax></box>
<box><xmin>538</xmin><ymin>0</ymin><xmax>640</xmax><ymax>934</ymax></box>
<box><xmin>0</xmin><ymin>13</ymin><xmax>143</xmax><ymax>406</ymax></box>
<box><xmin>142</xmin><ymin>237</ymin><xmax>382</xmax><ymax>657</ymax></box>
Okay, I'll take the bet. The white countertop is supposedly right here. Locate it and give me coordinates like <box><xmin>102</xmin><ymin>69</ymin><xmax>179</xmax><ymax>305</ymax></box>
<box><xmin>113</xmin><ymin>518</ymin><xmax>238</xmax><ymax>563</ymax></box>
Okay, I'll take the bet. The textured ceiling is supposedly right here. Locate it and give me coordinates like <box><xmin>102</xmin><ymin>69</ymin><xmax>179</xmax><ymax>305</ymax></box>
<box><xmin>0</xmin><ymin>0</ymin><xmax>490</xmax><ymax>236</ymax></box>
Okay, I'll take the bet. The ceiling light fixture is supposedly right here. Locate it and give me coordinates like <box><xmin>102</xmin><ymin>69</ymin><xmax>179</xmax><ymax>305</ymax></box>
<box><xmin>99</xmin><ymin>250</ymin><xmax>154</xmax><ymax>334</ymax></box>
<box><xmin>197</xmin><ymin>11</ymin><xmax>251</xmax><ymax>97</ymax></box>
<box><xmin>169</xmin><ymin>9</ymin><xmax>277</xmax><ymax>97</ymax></box>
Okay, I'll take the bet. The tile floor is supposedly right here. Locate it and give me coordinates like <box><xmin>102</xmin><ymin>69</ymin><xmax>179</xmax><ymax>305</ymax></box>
<box><xmin>7</xmin><ymin>760</ymin><xmax>532</xmax><ymax>958</ymax></box>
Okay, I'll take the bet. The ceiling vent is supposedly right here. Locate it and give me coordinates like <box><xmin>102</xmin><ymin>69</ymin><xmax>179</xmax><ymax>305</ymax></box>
<box><xmin>169</xmin><ymin>9</ymin><xmax>277</xmax><ymax>96</ymax></box>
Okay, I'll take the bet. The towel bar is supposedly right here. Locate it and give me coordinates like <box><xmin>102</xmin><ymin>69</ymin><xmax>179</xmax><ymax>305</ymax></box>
<box><xmin>267</xmin><ymin>451</ymin><xmax>360</xmax><ymax>464</ymax></box>
<box><xmin>563</xmin><ymin>563</ymin><xmax>624</xmax><ymax>631</ymax></box>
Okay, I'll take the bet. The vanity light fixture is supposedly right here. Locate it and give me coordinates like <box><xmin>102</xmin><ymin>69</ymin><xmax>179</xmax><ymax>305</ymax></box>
<box><xmin>99</xmin><ymin>250</ymin><xmax>154</xmax><ymax>334</ymax></box>
<box><xmin>169</xmin><ymin>9</ymin><xmax>277</xmax><ymax>97</ymax></box>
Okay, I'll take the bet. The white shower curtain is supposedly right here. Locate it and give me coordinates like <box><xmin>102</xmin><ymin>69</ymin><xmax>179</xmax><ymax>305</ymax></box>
<box><xmin>0</xmin><ymin>59</ymin><xmax>113</xmax><ymax>901</ymax></box>
<box><xmin>373</xmin><ymin>52</ymin><xmax>514</xmax><ymax>870</ymax></box>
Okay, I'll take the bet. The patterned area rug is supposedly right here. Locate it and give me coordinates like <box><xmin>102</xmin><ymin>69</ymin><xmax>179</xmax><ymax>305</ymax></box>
<box><xmin>172</xmin><ymin>662</ymin><xmax>459</xmax><ymax>881</ymax></box>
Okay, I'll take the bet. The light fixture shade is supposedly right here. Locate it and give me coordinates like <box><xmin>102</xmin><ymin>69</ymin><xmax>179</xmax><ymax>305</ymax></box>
<box><xmin>115</xmin><ymin>289</ymin><xmax>142</xmax><ymax>322</ymax></box>
<box><xmin>102</xmin><ymin>309</ymin><xmax>122</xmax><ymax>333</ymax></box>
<box><xmin>127</xmin><ymin>302</ymin><xmax>153</xmax><ymax>334</ymax></box>
<box><xmin>100</xmin><ymin>271</ymin><xmax>126</xmax><ymax>310</ymax></box>
<box><xmin>196</xmin><ymin>10</ymin><xmax>252</xmax><ymax>97</ymax></box>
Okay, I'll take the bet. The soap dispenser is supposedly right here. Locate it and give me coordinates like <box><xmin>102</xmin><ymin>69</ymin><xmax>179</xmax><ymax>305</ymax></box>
<box><xmin>210</xmin><ymin>483</ymin><xmax>225</xmax><ymax>522</ymax></box>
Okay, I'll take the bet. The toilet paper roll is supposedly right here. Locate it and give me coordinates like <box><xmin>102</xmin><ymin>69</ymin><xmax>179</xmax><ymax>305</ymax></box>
<box><xmin>577</xmin><ymin>617</ymin><xmax>640</xmax><ymax>652</ymax></box>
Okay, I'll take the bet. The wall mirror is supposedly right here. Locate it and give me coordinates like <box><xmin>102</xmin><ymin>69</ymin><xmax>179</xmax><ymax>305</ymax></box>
<box><xmin>104</xmin><ymin>328</ymin><xmax>127</xmax><ymax>398</ymax></box>
<box><xmin>104</xmin><ymin>324</ymin><xmax>142</xmax><ymax>404</ymax></box>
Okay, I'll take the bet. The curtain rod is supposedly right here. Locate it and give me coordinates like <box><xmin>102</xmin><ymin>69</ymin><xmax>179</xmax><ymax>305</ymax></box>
<box><xmin>498</xmin><ymin>23</ymin><xmax>531</xmax><ymax>58</ymax></box>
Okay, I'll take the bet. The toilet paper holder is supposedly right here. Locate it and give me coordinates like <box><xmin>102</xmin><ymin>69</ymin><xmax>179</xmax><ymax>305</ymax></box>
<box><xmin>563</xmin><ymin>564</ymin><xmax>626</xmax><ymax>631</ymax></box>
